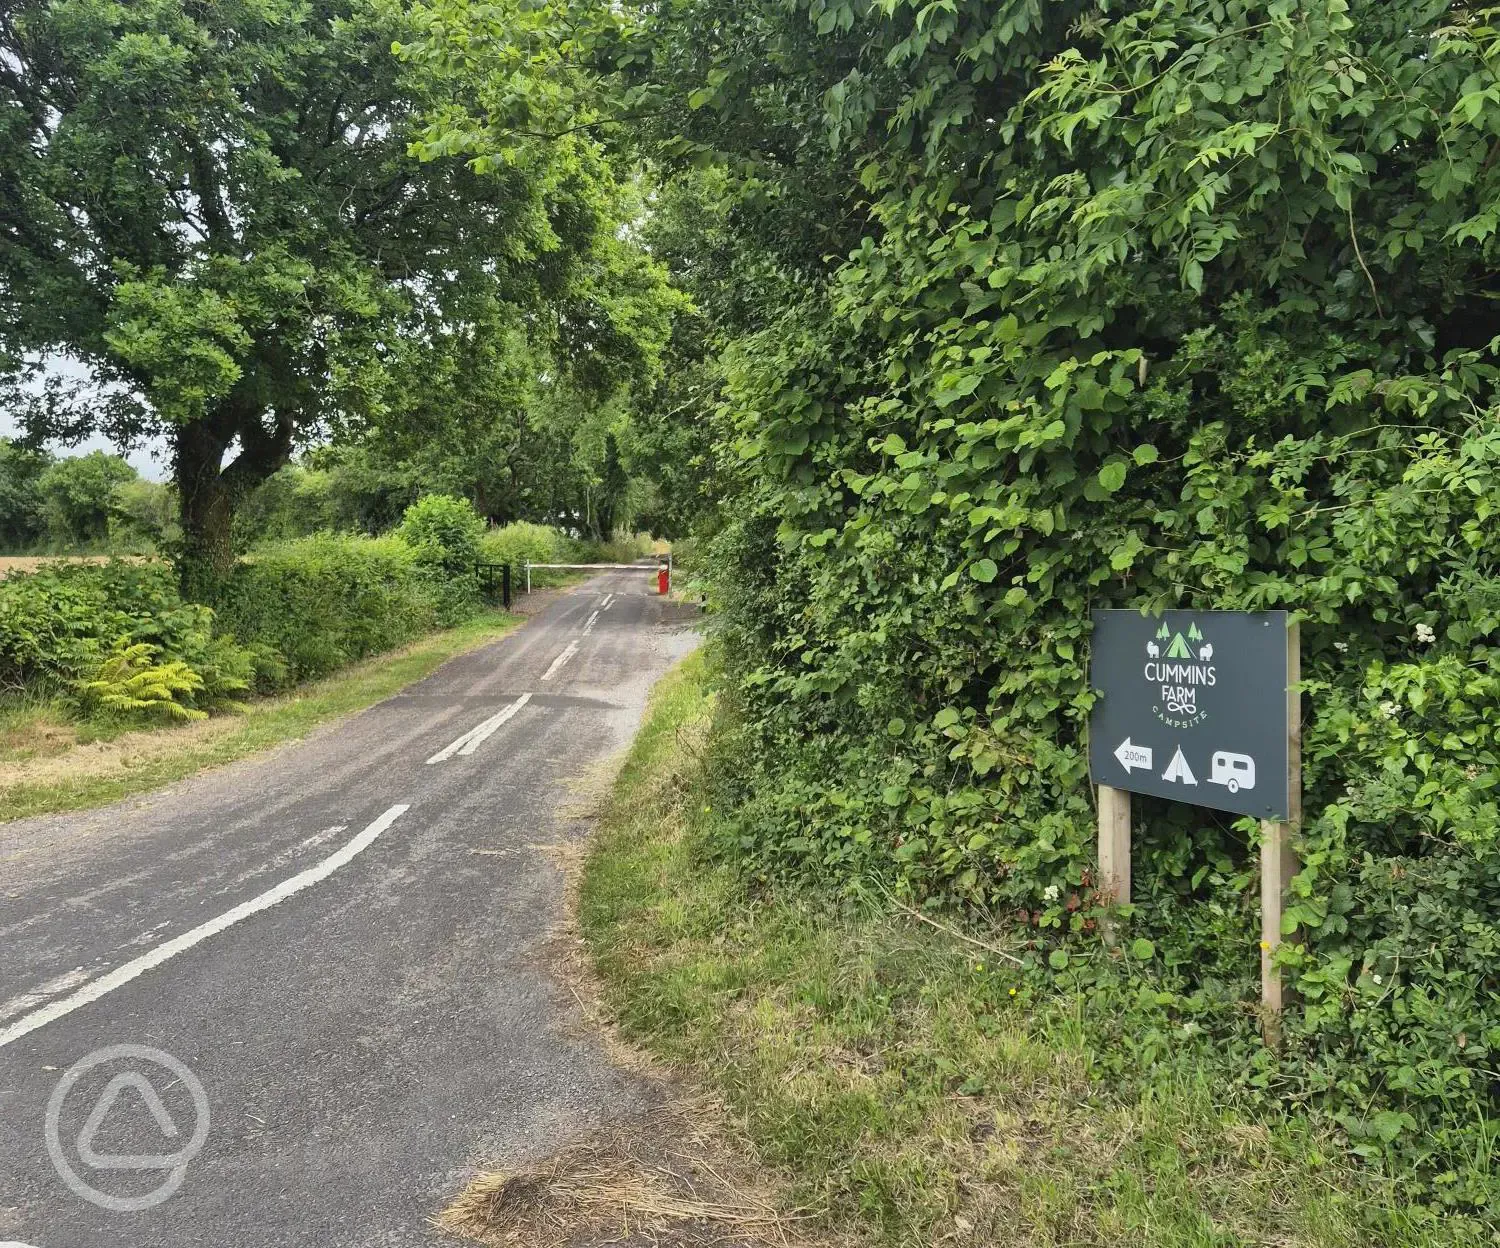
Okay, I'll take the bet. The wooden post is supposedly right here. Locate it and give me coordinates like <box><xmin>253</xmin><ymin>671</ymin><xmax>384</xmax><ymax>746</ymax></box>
<box><xmin>1097</xmin><ymin>784</ymin><xmax>1132</xmax><ymax>907</ymax></box>
<box><xmin>1260</xmin><ymin>619</ymin><xmax>1301</xmax><ymax>1043</ymax></box>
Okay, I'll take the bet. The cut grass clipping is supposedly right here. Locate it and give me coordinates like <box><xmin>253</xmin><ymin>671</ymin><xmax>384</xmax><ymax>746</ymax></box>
<box><xmin>576</xmin><ymin>652</ymin><xmax>1480</xmax><ymax>1248</ymax></box>
<box><xmin>0</xmin><ymin>610</ymin><xmax>522</xmax><ymax>821</ymax></box>
<box><xmin>437</xmin><ymin>1099</ymin><xmax>812</xmax><ymax>1248</ymax></box>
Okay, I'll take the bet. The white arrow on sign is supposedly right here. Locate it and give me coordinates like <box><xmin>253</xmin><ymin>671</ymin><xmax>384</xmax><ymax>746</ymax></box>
<box><xmin>1113</xmin><ymin>738</ymin><xmax>1153</xmax><ymax>774</ymax></box>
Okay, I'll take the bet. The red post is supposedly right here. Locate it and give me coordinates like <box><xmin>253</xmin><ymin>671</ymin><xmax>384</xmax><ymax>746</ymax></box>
<box><xmin>657</xmin><ymin>566</ymin><xmax>670</xmax><ymax>595</ymax></box>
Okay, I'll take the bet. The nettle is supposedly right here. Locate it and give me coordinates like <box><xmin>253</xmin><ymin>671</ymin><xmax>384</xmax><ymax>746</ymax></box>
<box><xmin>680</xmin><ymin>0</ymin><xmax>1500</xmax><ymax>1212</ymax></box>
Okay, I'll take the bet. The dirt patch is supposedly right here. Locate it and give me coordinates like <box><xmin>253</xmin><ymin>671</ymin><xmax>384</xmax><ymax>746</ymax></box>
<box><xmin>555</xmin><ymin>751</ymin><xmax>630</xmax><ymax>823</ymax></box>
<box><xmin>0</xmin><ymin>715</ymin><xmax>239</xmax><ymax>788</ymax></box>
<box><xmin>435</xmin><ymin>1101</ymin><xmax>817</xmax><ymax>1248</ymax></box>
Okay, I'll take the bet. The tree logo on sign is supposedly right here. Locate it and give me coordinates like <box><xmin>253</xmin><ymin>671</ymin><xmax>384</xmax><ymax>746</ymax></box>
<box><xmin>1143</xmin><ymin>620</ymin><xmax>1217</xmax><ymax>729</ymax></box>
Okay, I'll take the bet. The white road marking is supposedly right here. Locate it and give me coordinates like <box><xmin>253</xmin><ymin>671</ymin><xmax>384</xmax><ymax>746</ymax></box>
<box><xmin>541</xmin><ymin>640</ymin><xmax>579</xmax><ymax>682</ymax></box>
<box><xmin>0</xmin><ymin>968</ymin><xmax>93</xmax><ymax>1025</ymax></box>
<box><xmin>426</xmin><ymin>695</ymin><xmax>532</xmax><ymax>764</ymax></box>
<box><xmin>582</xmin><ymin>610</ymin><xmax>600</xmax><ymax>635</ymax></box>
<box><xmin>457</xmin><ymin>693</ymin><xmax>532</xmax><ymax>757</ymax></box>
<box><xmin>600</xmin><ymin>594</ymin><xmax>614</xmax><ymax>610</ymax></box>
<box><xmin>0</xmin><ymin>805</ymin><xmax>410</xmax><ymax>1053</ymax></box>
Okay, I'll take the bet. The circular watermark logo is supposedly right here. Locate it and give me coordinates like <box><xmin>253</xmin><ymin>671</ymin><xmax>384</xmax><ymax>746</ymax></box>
<box><xmin>44</xmin><ymin>1044</ymin><xmax>210</xmax><ymax>1213</ymax></box>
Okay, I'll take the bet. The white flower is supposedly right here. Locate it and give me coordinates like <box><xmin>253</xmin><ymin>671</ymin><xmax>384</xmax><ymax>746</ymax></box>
<box><xmin>1379</xmin><ymin>700</ymin><xmax>1398</xmax><ymax>719</ymax></box>
<box><xmin>1415</xmin><ymin>622</ymin><xmax>1436</xmax><ymax>644</ymax></box>
<box><xmin>1042</xmin><ymin>884</ymin><xmax>1061</xmax><ymax>902</ymax></box>
<box><xmin>1334</xmin><ymin>641</ymin><xmax>1348</xmax><ymax>653</ymax></box>
<box><xmin>1372</xmin><ymin>974</ymin><xmax>1382</xmax><ymax>985</ymax></box>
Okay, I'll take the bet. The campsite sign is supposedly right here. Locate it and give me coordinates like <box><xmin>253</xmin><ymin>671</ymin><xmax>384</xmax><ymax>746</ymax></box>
<box><xmin>1088</xmin><ymin>609</ymin><xmax>1292</xmax><ymax>820</ymax></box>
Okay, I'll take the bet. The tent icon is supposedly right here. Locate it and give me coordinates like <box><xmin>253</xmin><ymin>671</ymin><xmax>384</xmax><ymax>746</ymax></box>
<box><xmin>1162</xmin><ymin>746</ymin><xmax>1197</xmax><ymax>785</ymax></box>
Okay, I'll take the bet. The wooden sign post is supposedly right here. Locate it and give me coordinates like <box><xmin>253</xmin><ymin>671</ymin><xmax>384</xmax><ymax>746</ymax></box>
<box><xmin>1097</xmin><ymin>784</ymin><xmax>1131</xmax><ymax>905</ymax></box>
<box><xmin>1259</xmin><ymin>619</ymin><xmax>1300</xmax><ymax>1043</ymax></box>
<box><xmin>1088</xmin><ymin>610</ymin><xmax>1301</xmax><ymax>1044</ymax></box>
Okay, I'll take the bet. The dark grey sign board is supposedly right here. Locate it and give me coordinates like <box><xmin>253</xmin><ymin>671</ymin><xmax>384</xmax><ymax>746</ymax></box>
<box><xmin>1088</xmin><ymin>609</ymin><xmax>1291</xmax><ymax>819</ymax></box>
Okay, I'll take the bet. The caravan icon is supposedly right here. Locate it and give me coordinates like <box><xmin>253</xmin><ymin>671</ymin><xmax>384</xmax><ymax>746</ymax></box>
<box><xmin>1207</xmin><ymin>751</ymin><xmax>1255</xmax><ymax>794</ymax></box>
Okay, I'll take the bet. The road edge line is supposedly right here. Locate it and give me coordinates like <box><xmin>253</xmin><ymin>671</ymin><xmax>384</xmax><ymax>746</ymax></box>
<box><xmin>0</xmin><ymin>804</ymin><xmax>411</xmax><ymax>1052</ymax></box>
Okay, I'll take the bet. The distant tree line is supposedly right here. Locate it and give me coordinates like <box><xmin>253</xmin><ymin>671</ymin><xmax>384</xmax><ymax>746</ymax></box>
<box><xmin>0</xmin><ymin>439</ymin><xmax>174</xmax><ymax>553</ymax></box>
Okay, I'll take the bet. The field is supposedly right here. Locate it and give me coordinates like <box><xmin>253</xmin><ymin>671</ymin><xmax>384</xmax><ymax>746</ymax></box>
<box><xmin>0</xmin><ymin>554</ymin><xmax>149</xmax><ymax>578</ymax></box>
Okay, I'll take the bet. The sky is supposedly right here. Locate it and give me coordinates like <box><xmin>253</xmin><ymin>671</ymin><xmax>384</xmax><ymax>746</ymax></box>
<box><xmin>3</xmin><ymin>355</ymin><xmax>168</xmax><ymax>479</ymax></box>
<box><xmin>0</xmin><ymin>410</ymin><xmax>168</xmax><ymax>479</ymax></box>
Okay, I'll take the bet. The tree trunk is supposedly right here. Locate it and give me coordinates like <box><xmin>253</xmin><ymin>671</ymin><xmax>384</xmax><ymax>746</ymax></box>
<box><xmin>175</xmin><ymin>422</ymin><xmax>236</xmax><ymax>601</ymax></box>
<box><xmin>174</xmin><ymin>397</ymin><xmax>295</xmax><ymax>600</ymax></box>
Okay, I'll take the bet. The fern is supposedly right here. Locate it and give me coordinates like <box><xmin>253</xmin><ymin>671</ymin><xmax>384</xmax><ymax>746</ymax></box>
<box><xmin>74</xmin><ymin>638</ymin><xmax>208</xmax><ymax>723</ymax></box>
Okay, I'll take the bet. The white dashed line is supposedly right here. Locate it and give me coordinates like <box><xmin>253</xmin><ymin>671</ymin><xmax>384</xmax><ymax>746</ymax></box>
<box><xmin>583</xmin><ymin>611</ymin><xmax>600</xmax><ymax>635</ymax></box>
<box><xmin>541</xmin><ymin>640</ymin><xmax>579</xmax><ymax>682</ymax></box>
<box><xmin>0</xmin><ymin>805</ymin><xmax>410</xmax><ymax>1052</ymax></box>
<box><xmin>600</xmin><ymin>594</ymin><xmax>614</xmax><ymax>610</ymax></box>
<box><xmin>426</xmin><ymin>695</ymin><xmax>533</xmax><ymax>764</ymax></box>
<box><xmin>456</xmin><ymin>693</ymin><xmax>532</xmax><ymax>757</ymax></box>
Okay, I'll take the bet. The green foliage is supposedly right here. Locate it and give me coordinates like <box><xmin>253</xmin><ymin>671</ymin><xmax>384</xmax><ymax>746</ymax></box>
<box><xmin>73</xmin><ymin>639</ymin><xmax>208</xmax><ymax>723</ymax></box>
<box><xmin>37</xmin><ymin>452</ymin><xmax>138</xmax><ymax>548</ymax></box>
<box><xmin>600</xmin><ymin>0</ymin><xmax>1500</xmax><ymax>1214</ymax></box>
<box><xmin>0</xmin><ymin>560</ymin><xmax>215</xmax><ymax>695</ymax></box>
<box><xmin>0</xmin><ymin>0</ymin><xmax>676</xmax><ymax>581</ymax></box>
<box><xmin>0</xmin><ymin>441</ymin><xmax>174</xmax><ymax>555</ymax></box>
<box><xmin>0</xmin><ymin>523</ymin><xmax>502</xmax><ymax>716</ymax></box>
<box><xmin>394</xmin><ymin>493</ymin><xmax>485</xmax><ymax>574</ymax></box>
<box><xmin>477</xmin><ymin>521</ymin><xmax>572</xmax><ymax>582</ymax></box>
<box><xmin>583</xmin><ymin>652</ymin><xmax>1483</xmax><ymax>1248</ymax></box>
<box><xmin>108</xmin><ymin>478</ymin><xmax>179</xmax><ymax>550</ymax></box>
<box><xmin>213</xmin><ymin>535</ymin><xmax>460</xmax><ymax>685</ymax></box>
<box><xmin>0</xmin><ymin>438</ymin><xmax>51</xmax><ymax>551</ymax></box>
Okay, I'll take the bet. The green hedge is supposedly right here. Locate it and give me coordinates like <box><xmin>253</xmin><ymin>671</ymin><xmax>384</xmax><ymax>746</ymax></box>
<box><xmin>0</xmin><ymin>560</ymin><xmax>205</xmax><ymax>694</ymax></box>
<box><xmin>0</xmin><ymin>530</ymin><xmax>487</xmax><ymax>716</ymax></box>
<box><xmin>478</xmin><ymin>520</ymin><xmax>573</xmax><ymax>585</ymax></box>
<box><xmin>213</xmin><ymin>534</ymin><xmax>477</xmax><ymax>687</ymax></box>
<box><xmin>0</xmin><ymin>559</ymin><xmax>259</xmax><ymax>715</ymax></box>
<box><xmin>0</xmin><ymin>516</ymin><xmax>644</xmax><ymax>724</ymax></box>
<box><xmin>663</xmin><ymin>0</ymin><xmax>1500</xmax><ymax>1222</ymax></box>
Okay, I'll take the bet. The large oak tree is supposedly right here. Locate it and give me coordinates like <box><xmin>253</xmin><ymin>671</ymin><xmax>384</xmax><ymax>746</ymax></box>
<box><xmin>0</xmin><ymin>0</ymin><xmax>644</xmax><ymax>590</ymax></box>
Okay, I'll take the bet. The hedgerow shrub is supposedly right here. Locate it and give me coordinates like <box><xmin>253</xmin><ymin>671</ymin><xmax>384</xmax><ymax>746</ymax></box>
<box><xmin>477</xmin><ymin>522</ymin><xmax>655</xmax><ymax>585</ymax></box>
<box><xmin>655</xmin><ymin>0</ymin><xmax>1500</xmax><ymax>1219</ymax></box>
<box><xmin>395</xmin><ymin>493</ymin><xmax>485</xmax><ymax>573</ymax></box>
<box><xmin>577</xmin><ymin>531</ymin><xmax>655</xmax><ymax>564</ymax></box>
<box><xmin>213</xmin><ymin>535</ymin><xmax>460</xmax><ymax>686</ymax></box>
<box><xmin>0</xmin><ymin>523</ymin><xmax>500</xmax><ymax>720</ymax></box>
<box><xmin>0</xmin><ymin>560</ymin><xmax>222</xmax><ymax>692</ymax></box>
<box><xmin>478</xmin><ymin>521</ymin><xmax>574</xmax><ymax>586</ymax></box>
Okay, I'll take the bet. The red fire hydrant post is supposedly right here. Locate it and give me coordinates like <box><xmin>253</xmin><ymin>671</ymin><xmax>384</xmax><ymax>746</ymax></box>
<box><xmin>657</xmin><ymin>563</ymin><xmax>670</xmax><ymax>595</ymax></box>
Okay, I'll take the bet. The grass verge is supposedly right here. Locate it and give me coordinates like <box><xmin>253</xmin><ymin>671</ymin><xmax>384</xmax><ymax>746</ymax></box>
<box><xmin>0</xmin><ymin>610</ymin><xmax>523</xmax><ymax>821</ymax></box>
<box><xmin>579</xmin><ymin>653</ymin><xmax>1478</xmax><ymax>1248</ymax></box>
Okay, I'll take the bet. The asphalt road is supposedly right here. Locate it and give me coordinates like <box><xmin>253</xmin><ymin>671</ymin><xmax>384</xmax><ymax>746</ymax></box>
<box><xmin>0</xmin><ymin>571</ymin><xmax>701</xmax><ymax>1247</ymax></box>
